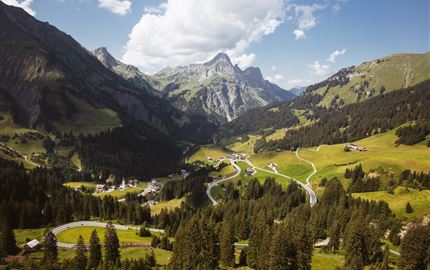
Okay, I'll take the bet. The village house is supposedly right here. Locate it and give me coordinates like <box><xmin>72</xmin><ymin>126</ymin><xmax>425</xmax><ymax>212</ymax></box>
<box><xmin>149</xmin><ymin>179</ymin><xmax>161</xmax><ymax>193</ymax></box>
<box><xmin>128</xmin><ymin>179</ymin><xmax>139</xmax><ymax>187</ymax></box>
<box><xmin>24</xmin><ymin>239</ymin><xmax>40</xmax><ymax>253</ymax></box>
<box><xmin>346</xmin><ymin>143</ymin><xmax>367</xmax><ymax>152</ymax></box>
<box><xmin>95</xmin><ymin>184</ymin><xmax>106</xmax><ymax>193</ymax></box>
<box><xmin>246</xmin><ymin>167</ymin><xmax>256</xmax><ymax>176</ymax></box>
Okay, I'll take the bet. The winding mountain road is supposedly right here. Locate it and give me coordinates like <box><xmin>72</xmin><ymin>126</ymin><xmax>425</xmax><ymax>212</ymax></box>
<box><xmin>206</xmin><ymin>148</ymin><xmax>318</xmax><ymax>207</ymax></box>
<box><xmin>207</xmin><ymin>161</ymin><xmax>241</xmax><ymax>205</ymax></box>
<box><xmin>51</xmin><ymin>221</ymin><xmax>164</xmax><ymax>248</ymax></box>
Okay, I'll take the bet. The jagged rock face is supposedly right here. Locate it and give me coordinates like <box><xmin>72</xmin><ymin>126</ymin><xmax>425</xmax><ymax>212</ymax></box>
<box><xmin>152</xmin><ymin>53</ymin><xmax>295</xmax><ymax>123</ymax></box>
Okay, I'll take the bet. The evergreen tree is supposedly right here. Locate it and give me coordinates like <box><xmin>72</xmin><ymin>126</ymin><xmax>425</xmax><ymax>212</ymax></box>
<box><xmin>269</xmin><ymin>225</ymin><xmax>297</xmax><ymax>270</ymax></box>
<box><xmin>328</xmin><ymin>221</ymin><xmax>341</xmax><ymax>251</ymax></box>
<box><xmin>0</xmin><ymin>218</ymin><xmax>17</xmax><ymax>256</ymax></box>
<box><xmin>104</xmin><ymin>222</ymin><xmax>120</xmax><ymax>265</ymax></box>
<box><xmin>74</xmin><ymin>235</ymin><xmax>87</xmax><ymax>269</ymax></box>
<box><xmin>405</xmin><ymin>202</ymin><xmax>414</xmax><ymax>214</ymax></box>
<box><xmin>399</xmin><ymin>225</ymin><xmax>430</xmax><ymax>270</ymax></box>
<box><xmin>220</xmin><ymin>220</ymin><xmax>235</xmax><ymax>268</ymax></box>
<box><xmin>42</xmin><ymin>230</ymin><xmax>58</xmax><ymax>267</ymax></box>
<box><xmin>88</xmin><ymin>229</ymin><xmax>102</xmax><ymax>268</ymax></box>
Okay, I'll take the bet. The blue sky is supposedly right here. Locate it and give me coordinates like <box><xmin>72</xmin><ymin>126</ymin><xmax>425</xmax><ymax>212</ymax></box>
<box><xmin>3</xmin><ymin>0</ymin><xmax>429</xmax><ymax>89</ymax></box>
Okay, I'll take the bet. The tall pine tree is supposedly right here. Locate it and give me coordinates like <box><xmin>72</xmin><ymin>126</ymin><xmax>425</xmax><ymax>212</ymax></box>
<box><xmin>42</xmin><ymin>229</ymin><xmax>58</xmax><ymax>267</ymax></box>
<box><xmin>88</xmin><ymin>229</ymin><xmax>102</xmax><ymax>268</ymax></box>
<box><xmin>220</xmin><ymin>220</ymin><xmax>235</xmax><ymax>268</ymax></box>
<box><xmin>104</xmin><ymin>222</ymin><xmax>120</xmax><ymax>265</ymax></box>
<box><xmin>0</xmin><ymin>218</ymin><xmax>17</xmax><ymax>256</ymax></box>
<box><xmin>74</xmin><ymin>235</ymin><xmax>87</xmax><ymax>269</ymax></box>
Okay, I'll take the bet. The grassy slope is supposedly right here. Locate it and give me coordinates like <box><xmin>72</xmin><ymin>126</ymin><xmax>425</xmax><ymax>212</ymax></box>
<box><xmin>316</xmin><ymin>52</ymin><xmax>430</xmax><ymax>108</ymax></box>
<box><xmin>299</xmin><ymin>128</ymin><xmax>429</xmax><ymax>184</ymax></box>
<box><xmin>352</xmin><ymin>187</ymin><xmax>430</xmax><ymax>219</ymax></box>
<box><xmin>188</xmin><ymin>145</ymin><xmax>231</xmax><ymax>164</ymax></box>
<box><xmin>56</xmin><ymin>226</ymin><xmax>159</xmax><ymax>244</ymax></box>
<box><xmin>228</xmin><ymin>135</ymin><xmax>258</xmax><ymax>155</ymax></box>
<box><xmin>63</xmin><ymin>182</ymin><xmax>97</xmax><ymax>189</ymax></box>
<box><xmin>249</xmin><ymin>151</ymin><xmax>312</xmax><ymax>183</ymax></box>
<box><xmin>150</xmin><ymin>198</ymin><xmax>185</xmax><ymax>216</ymax></box>
<box><xmin>52</xmin><ymin>94</ymin><xmax>121</xmax><ymax>135</ymax></box>
<box><xmin>94</xmin><ymin>182</ymin><xmax>148</xmax><ymax>199</ymax></box>
<box><xmin>311</xmin><ymin>250</ymin><xmax>344</xmax><ymax>270</ymax></box>
<box><xmin>28</xmin><ymin>248</ymin><xmax>172</xmax><ymax>266</ymax></box>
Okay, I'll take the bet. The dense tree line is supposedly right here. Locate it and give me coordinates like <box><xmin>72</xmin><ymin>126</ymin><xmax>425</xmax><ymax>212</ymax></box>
<box><xmin>0</xmin><ymin>158</ymin><xmax>152</xmax><ymax>229</ymax></box>
<box><xmin>76</xmin><ymin>126</ymin><xmax>182</xmax><ymax>179</ymax></box>
<box><xmin>264</xmin><ymin>80</ymin><xmax>430</xmax><ymax>150</ymax></box>
<box><xmin>167</xmin><ymin>176</ymin><xmax>399</xmax><ymax>269</ymax></box>
<box><xmin>345</xmin><ymin>164</ymin><xmax>430</xmax><ymax>193</ymax></box>
<box><xmin>216</xmin><ymin>90</ymin><xmax>326</xmax><ymax>143</ymax></box>
<box><xmin>395</xmin><ymin>120</ymin><xmax>430</xmax><ymax>146</ymax></box>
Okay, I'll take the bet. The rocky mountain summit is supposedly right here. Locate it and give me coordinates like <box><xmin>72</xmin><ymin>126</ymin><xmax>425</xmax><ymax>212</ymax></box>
<box><xmin>151</xmin><ymin>52</ymin><xmax>295</xmax><ymax>122</ymax></box>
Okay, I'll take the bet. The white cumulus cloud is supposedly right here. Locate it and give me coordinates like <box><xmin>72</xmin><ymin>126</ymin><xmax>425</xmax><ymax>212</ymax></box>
<box><xmin>327</xmin><ymin>49</ymin><xmax>346</xmax><ymax>63</ymax></box>
<box><xmin>308</xmin><ymin>60</ymin><xmax>330</xmax><ymax>75</ymax></box>
<box><xmin>291</xmin><ymin>4</ymin><xmax>324</xmax><ymax>40</ymax></box>
<box><xmin>98</xmin><ymin>0</ymin><xmax>131</xmax><ymax>16</ymax></box>
<box><xmin>232</xmin><ymin>53</ymin><xmax>256</xmax><ymax>70</ymax></box>
<box><xmin>122</xmin><ymin>0</ymin><xmax>285</xmax><ymax>73</ymax></box>
<box><xmin>293</xmin><ymin>29</ymin><xmax>305</xmax><ymax>40</ymax></box>
<box><xmin>2</xmin><ymin>0</ymin><xmax>36</xmax><ymax>16</ymax></box>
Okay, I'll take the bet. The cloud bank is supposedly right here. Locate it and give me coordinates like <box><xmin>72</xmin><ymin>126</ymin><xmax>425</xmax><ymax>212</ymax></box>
<box><xmin>122</xmin><ymin>0</ymin><xmax>285</xmax><ymax>73</ymax></box>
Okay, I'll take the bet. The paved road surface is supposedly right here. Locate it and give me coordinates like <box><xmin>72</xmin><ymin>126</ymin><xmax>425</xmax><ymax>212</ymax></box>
<box><xmin>207</xmin><ymin>161</ymin><xmax>241</xmax><ymax>205</ymax></box>
<box><xmin>52</xmin><ymin>221</ymin><xmax>164</xmax><ymax>248</ymax></box>
<box><xmin>242</xmin><ymin>158</ymin><xmax>317</xmax><ymax>207</ymax></box>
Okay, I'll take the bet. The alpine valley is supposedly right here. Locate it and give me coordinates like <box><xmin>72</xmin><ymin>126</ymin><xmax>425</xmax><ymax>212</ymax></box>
<box><xmin>0</xmin><ymin>1</ymin><xmax>429</xmax><ymax>270</ymax></box>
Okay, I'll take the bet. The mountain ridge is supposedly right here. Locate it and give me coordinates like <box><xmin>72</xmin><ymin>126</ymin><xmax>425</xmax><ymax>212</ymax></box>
<box><xmin>150</xmin><ymin>52</ymin><xmax>296</xmax><ymax>122</ymax></box>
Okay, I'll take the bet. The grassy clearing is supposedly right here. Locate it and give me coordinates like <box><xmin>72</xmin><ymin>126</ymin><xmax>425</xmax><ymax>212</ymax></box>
<box><xmin>249</xmin><ymin>151</ymin><xmax>312</xmax><ymax>183</ymax></box>
<box><xmin>299</xmin><ymin>128</ymin><xmax>429</xmax><ymax>184</ymax></box>
<box><xmin>352</xmin><ymin>187</ymin><xmax>430</xmax><ymax>219</ymax></box>
<box><xmin>94</xmin><ymin>182</ymin><xmax>148</xmax><ymax>199</ymax></box>
<box><xmin>209</xmin><ymin>162</ymin><xmax>237</xmax><ymax>178</ymax></box>
<box><xmin>227</xmin><ymin>135</ymin><xmax>258</xmax><ymax>155</ymax></box>
<box><xmin>14</xmin><ymin>228</ymin><xmax>46</xmax><ymax>244</ymax></box>
<box><xmin>150</xmin><ymin>198</ymin><xmax>185</xmax><ymax>215</ymax></box>
<box><xmin>188</xmin><ymin>145</ymin><xmax>231</xmax><ymax>164</ymax></box>
<box><xmin>265</xmin><ymin>129</ymin><xmax>286</xmax><ymax>141</ymax></box>
<box><xmin>28</xmin><ymin>247</ymin><xmax>172</xmax><ymax>265</ymax></box>
<box><xmin>311</xmin><ymin>249</ymin><xmax>344</xmax><ymax>270</ymax></box>
<box><xmin>56</xmin><ymin>226</ymin><xmax>157</xmax><ymax>244</ymax></box>
<box><xmin>52</xmin><ymin>95</ymin><xmax>121</xmax><ymax>135</ymax></box>
<box><xmin>63</xmin><ymin>182</ymin><xmax>97</xmax><ymax>189</ymax></box>
<box><xmin>121</xmin><ymin>247</ymin><xmax>172</xmax><ymax>265</ymax></box>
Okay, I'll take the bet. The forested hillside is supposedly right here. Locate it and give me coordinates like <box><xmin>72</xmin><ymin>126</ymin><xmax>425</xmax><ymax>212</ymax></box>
<box><xmin>265</xmin><ymin>80</ymin><xmax>430</xmax><ymax>150</ymax></box>
<box><xmin>217</xmin><ymin>52</ymin><xmax>430</xmax><ymax>142</ymax></box>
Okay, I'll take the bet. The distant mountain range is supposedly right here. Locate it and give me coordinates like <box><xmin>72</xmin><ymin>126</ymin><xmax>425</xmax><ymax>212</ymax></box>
<box><xmin>94</xmin><ymin>48</ymin><xmax>296</xmax><ymax>123</ymax></box>
<box><xmin>288</xmin><ymin>86</ymin><xmax>306</xmax><ymax>96</ymax></box>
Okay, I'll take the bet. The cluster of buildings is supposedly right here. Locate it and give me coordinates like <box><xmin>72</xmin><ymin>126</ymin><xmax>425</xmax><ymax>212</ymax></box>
<box><xmin>94</xmin><ymin>178</ymin><xmax>140</xmax><ymax>194</ymax></box>
<box><xmin>345</xmin><ymin>143</ymin><xmax>367</xmax><ymax>152</ymax></box>
<box><xmin>228</xmin><ymin>152</ymin><xmax>247</xmax><ymax>160</ymax></box>
<box><xmin>148</xmin><ymin>179</ymin><xmax>161</xmax><ymax>193</ymax></box>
